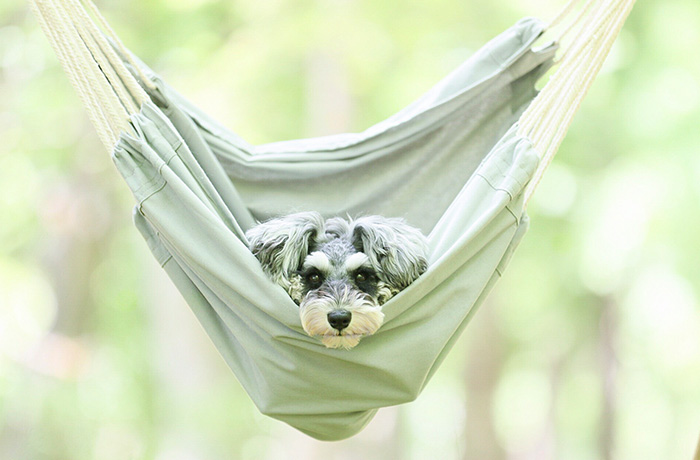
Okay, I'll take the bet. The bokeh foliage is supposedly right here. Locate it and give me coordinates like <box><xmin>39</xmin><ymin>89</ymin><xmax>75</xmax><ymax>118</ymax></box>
<box><xmin>1</xmin><ymin>0</ymin><xmax>698</xmax><ymax>459</ymax></box>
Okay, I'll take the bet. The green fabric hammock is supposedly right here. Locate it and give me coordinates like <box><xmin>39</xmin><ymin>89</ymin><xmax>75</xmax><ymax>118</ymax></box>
<box><xmin>112</xmin><ymin>18</ymin><xmax>553</xmax><ymax>439</ymax></box>
<box><xmin>30</xmin><ymin>0</ymin><xmax>636</xmax><ymax>441</ymax></box>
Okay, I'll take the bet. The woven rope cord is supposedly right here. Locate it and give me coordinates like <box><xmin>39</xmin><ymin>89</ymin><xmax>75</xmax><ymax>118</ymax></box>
<box><xmin>65</xmin><ymin>0</ymin><xmax>141</xmax><ymax>114</ymax></box>
<box><xmin>520</xmin><ymin>0</ymin><xmax>637</xmax><ymax>206</ymax></box>
<box><xmin>83</xmin><ymin>0</ymin><xmax>158</xmax><ymax>93</ymax></box>
<box><xmin>29</xmin><ymin>0</ymin><xmax>154</xmax><ymax>152</ymax></box>
<box><xmin>31</xmin><ymin>0</ymin><xmax>117</xmax><ymax>150</ymax></box>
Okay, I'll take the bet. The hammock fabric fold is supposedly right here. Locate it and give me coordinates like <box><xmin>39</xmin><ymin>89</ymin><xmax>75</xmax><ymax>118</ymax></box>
<box><xmin>30</xmin><ymin>0</ymin><xmax>636</xmax><ymax>441</ymax></box>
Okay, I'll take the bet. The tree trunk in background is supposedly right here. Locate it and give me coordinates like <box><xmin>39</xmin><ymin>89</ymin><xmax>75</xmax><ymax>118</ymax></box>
<box><xmin>304</xmin><ymin>49</ymin><xmax>354</xmax><ymax>139</ymax></box>
<box><xmin>462</xmin><ymin>302</ymin><xmax>507</xmax><ymax>460</ymax></box>
<box><xmin>598</xmin><ymin>295</ymin><xmax>618</xmax><ymax>460</ymax></box>
<box><xmin>42</xmin><ymin>174</ymin><xmax>110</xmax><ymax>337</ymax></box>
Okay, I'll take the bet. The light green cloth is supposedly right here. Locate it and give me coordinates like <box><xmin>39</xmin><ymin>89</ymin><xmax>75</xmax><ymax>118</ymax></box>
<box><xmin>112</xmin><ymin>17</ymin><xmax>555</xmax><ymax>440</ymax></box>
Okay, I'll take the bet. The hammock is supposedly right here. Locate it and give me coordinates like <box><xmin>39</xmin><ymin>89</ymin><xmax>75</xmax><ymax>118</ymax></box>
<box><xmin>30</xmin><ymin>0</ymin><xmax>636</xmax><ymax>440</ymax></box>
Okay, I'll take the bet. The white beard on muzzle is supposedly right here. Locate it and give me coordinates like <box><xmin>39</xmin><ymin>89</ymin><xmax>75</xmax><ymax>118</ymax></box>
<box><xmin>299</xmin><ymin>285</ymin><xmax>385</xmax><ymax>349</ymax></box>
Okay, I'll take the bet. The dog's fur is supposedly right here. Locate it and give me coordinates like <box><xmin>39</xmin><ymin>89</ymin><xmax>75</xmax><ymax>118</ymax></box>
<box><xmin>246</xmin><ymin>212</ymin><xmax>429</xmax><ymax>349</ymax></box>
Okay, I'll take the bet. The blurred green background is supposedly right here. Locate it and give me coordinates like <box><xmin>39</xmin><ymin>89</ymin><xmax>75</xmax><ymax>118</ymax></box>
<box><xmin>1</xmin><ymin>0</ymin><xmax>699</xmax><ymax>458</ymax></box>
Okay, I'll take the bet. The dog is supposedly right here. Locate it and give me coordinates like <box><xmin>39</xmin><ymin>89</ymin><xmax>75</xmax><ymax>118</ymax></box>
<box><xmin>246</xmin><ymin>212</ymin><xmax>429</xmax><ymax>349</ymax></box>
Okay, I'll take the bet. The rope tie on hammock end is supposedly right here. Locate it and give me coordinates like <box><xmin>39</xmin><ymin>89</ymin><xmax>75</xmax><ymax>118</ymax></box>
<box><xmin>519</xmin><ymin>0</ymin><xmax>637</xmax><ymax>208</ymax></box>
<box><xmin>82</xmin><ymin>0</ymin><xmax>158</xmax><ymax>94</ymax></box>
<box><xmin>29</xmin><ymin>0</ymin><xmax>159</xmax><ymax>153</ymax></box>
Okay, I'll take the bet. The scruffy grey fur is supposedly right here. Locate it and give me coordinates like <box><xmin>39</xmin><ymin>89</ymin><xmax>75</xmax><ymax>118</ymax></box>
<box><xmin>246</xmin><ymin>212</ymin><xmax>429</xmax><ymax>349</ymax></box>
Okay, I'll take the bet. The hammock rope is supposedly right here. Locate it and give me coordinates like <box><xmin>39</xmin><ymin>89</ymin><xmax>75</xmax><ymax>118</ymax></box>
<box><xmin>30</xmin><ymin>0</ymin><xmax>636</xmax><ymax>205</ymax></box>
<box><xmin>519</xmin><ymin>0</ymin><xmax>636</xmax><ymax>204</ymax></box>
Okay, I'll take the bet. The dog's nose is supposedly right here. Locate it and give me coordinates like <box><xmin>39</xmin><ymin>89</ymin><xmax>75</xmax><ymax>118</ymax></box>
<box><xmin>327</xmin><ymin>310</ymin><xmax>352</xmax><ymax>331</ymax></box>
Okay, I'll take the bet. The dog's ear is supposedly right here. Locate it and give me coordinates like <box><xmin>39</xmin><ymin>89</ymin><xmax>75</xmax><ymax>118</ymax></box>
<box><xmin>351</xmin><ymin>216</ymin><xmax>429</xmax><ymax>289</ymax></box>
<box><xmin>246</xmin><ymin>212</ymin><xmax>325</xmax><ymax>287</ymax></box>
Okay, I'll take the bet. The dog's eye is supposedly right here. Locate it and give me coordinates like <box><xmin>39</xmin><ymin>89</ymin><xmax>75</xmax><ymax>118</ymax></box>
<box><xmin>306</xmin><ymin>272</ymin><xmax>323</xmax><ymax>287</ymax></box>
<box><xmin>355</xmin><ymin>273</ymin><xmax>367</xmax><ymax>283</ymax></box>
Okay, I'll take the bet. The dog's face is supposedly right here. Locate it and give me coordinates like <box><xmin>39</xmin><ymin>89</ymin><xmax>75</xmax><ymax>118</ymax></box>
<box><xmin>246</xmin><ymin>212</ymin><xmax>428</xmax><ymax>349</ymax></box>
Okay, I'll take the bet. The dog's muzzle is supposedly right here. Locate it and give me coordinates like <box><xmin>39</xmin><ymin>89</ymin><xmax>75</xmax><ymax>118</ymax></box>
<box><xmin>299</xmin><ymin>281</ymin><xmax>385</xmax><ymax>349</ymax></box>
